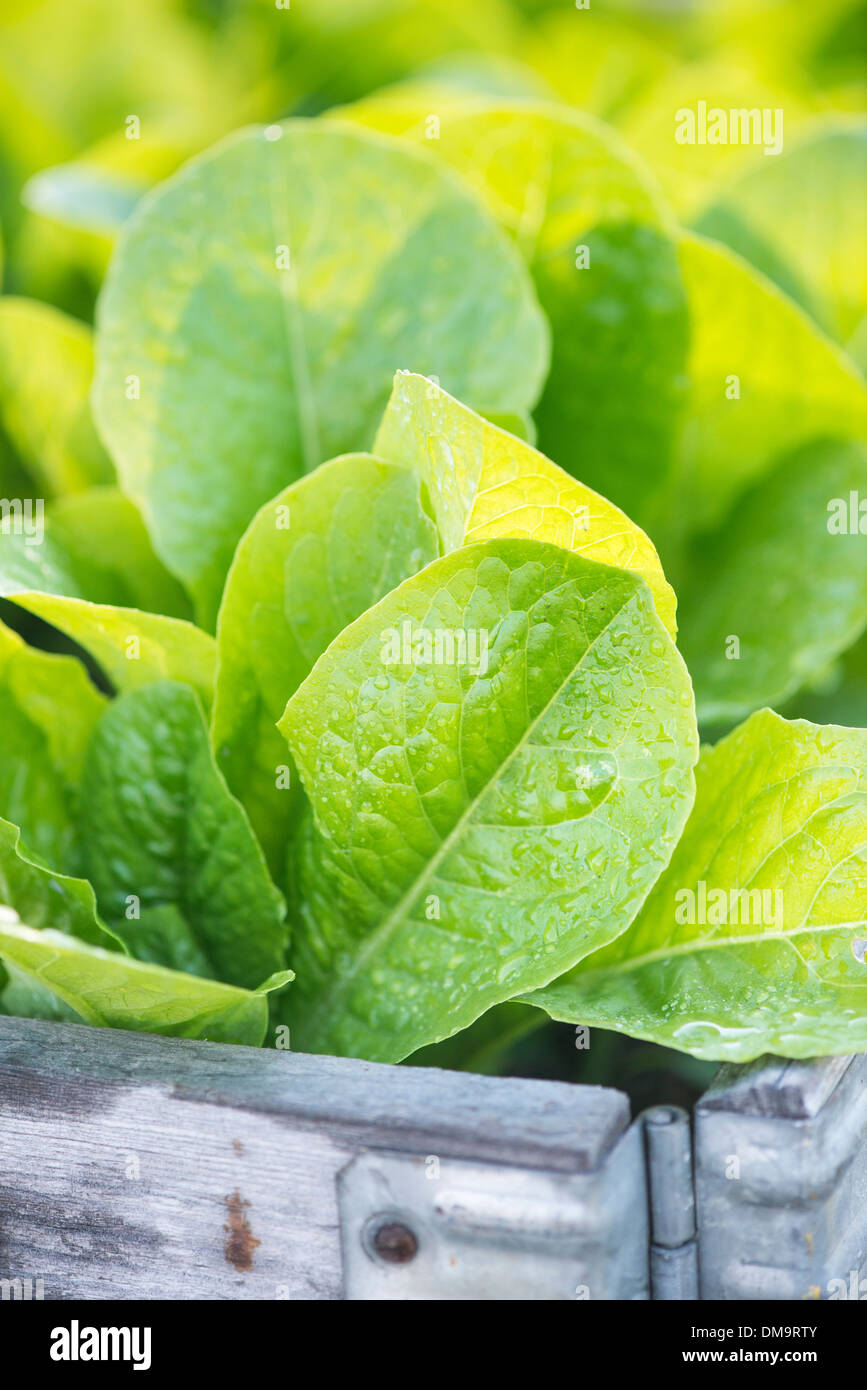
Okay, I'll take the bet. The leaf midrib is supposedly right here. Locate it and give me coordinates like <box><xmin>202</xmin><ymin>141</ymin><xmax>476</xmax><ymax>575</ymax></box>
<box><xmin>266</xmin><ymin>141</ymin><xmax>321</xmax><ymax>474</ymax></box>
<box><xmin>560</xmin><ymin>830</ymin><xmax>867</xmax><ymax>986</ymax></box>
<box><xmin>553</xmin><ymin>914</ymin><xmax>867</xmax><ymax>985</ymax></box>
<box><xmin>301</xmin><ymin>578</ymin><xmax>656</xmax><ymax>1041</ymax></box>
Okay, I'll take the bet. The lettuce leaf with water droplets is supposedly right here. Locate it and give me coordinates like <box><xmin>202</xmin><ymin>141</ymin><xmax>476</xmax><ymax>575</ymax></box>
<box><xmin>374</xmin><ymin>372</ymin><xmax>678</xmax><ymax>636</ymax></box>
<box><xmin>0</xmin><ymin>920</ymin><xmax>289</xmax><ymax>1046</ymax></box>
<box><xmin>278</xmin><ymin>537</ymin><xmax>697</xmax><ymax>1061</ymax></box>
<box><xmin>524</xmin><ymin>710</ymin><xmax>867</xmax><ymax>1062</ymax></box>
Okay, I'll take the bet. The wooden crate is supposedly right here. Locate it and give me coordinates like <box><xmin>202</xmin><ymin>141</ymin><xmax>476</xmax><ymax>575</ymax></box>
<box><xmin>0</xmin><ymin>1016</ymin><xmax>646</xmax><ymax>1300</ymax></box>
<box><xmin>1</xmin><ymin>1016</ymin><xmax>864</xmax><ymax>1300</ymax></box>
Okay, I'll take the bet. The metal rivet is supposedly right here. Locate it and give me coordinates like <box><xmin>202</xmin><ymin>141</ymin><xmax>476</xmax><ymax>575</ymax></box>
<box><xmin>371</xmin><ymin>1220</ymin><xmax>418</xmax><ymax>1264</ymax></box>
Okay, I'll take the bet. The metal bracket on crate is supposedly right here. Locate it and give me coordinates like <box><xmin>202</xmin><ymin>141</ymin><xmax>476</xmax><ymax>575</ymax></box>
<box><xmin>694</xmin><ymin>1053</ymin><xmax>867</xmax><ymax>1301</ymax></box>
<box><xmin>338</xmin><ymin>1123</ymin><xmax>649</xmax><ymax>1301</ymax></box>
<box><xmin>642</xmin><ymin>1105</ymin><xmax>699</xmax><ymax>1300</ymax></box>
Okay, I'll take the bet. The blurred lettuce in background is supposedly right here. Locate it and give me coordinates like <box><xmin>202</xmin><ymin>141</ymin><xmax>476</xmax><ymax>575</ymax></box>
<box><xmin>1</xmin><ymin>0</ymin><xmax>864</xmax><ymax>725</ymax></box>
<box><xmin>2</xmin><ymin>0</ymin><xmax>863</xmax><ymax>310</ymax></box>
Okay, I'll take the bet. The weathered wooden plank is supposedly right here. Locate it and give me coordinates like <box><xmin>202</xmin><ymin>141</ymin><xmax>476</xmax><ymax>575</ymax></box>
<box><xmin>700</xmin><ymin>1053</ymin><xmax>855</xmax><ymax>1119</ymax></box>
<box><xmin>0</xmin><ymin>1016</ymin><xmax>628</xmax><ymax>1168</ymax></box>
<box><xmin>0</xmin><ymin>1016</ymin><xmax>632</xmax><ymax>1300</ymax></box>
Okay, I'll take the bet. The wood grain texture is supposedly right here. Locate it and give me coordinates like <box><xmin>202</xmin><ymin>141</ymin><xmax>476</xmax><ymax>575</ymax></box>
<box><xmin>0</xmin><ymin>1016</ymin><xmax>631</xmax><ymax>1300</ymax></box>
<box><xmin>699</xmin><ymin>1053</ymin><xmax>857</xmax><ymax>1119</ymax></box>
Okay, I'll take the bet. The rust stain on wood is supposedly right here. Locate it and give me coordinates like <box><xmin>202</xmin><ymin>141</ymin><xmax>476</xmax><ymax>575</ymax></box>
<box><xmin>232</xmin><ymin>1138</ymin><xmax>244</xmax><ymax>1155</ymax></box>
<box><xmin>224</xmin><ymin>1190</ymin><xmax>259</xmax><ymax>1272</ymax></box>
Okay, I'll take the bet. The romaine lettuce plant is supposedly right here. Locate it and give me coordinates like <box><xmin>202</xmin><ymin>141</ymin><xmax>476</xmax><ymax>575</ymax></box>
<box><xmin>0</xmin><ymin>105</ymin><xmax>864</xmax><ymax>1067</ymax></box>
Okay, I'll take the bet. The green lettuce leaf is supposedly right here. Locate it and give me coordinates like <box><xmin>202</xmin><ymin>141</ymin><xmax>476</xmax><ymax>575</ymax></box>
<box><xmin>847</xmin><ymin>315</ymin><xmax>867</xmax><ymax>377</ymax></box>
<box><xmin>9</xmin><ymin>593</ymin><xmax>216</xmax><ymax>710</ymax></box>
<box><xmin>0</xmin><ymin>516</ymin><xmax>90</xmax><ymax>599</ymax></box>
<box><xmin>481</xmin><ymin>407</ymin><xmax>536</xmax><ymax>444</ymax></box>
<box><xmin>374</xmin><ymin>372</ymin><xmax>678</xmax><ymax>636</ymax></box>
<box><xmin>0</xmin><ymin>816</ymin><xmax>119</xmax><ymax>950</ymax></box>
<box><xmin>695</xmin><ymin>118</ymin><xmax>867</xmax><ymax>345</ymax></box>
<box><xmin>0</xmin><ymin>617</ymin><xmax>105</xmax><ymax>873</ymax></box>
<box><xmin>93</xmin><ymin>121</ymin><xmax>549</xmax><ymax>626</ymax></box>
<box><xmin>671</xmin><ymin>232</ymin><xmax>867</xmax><ymax>536</ymax></box>
<box><xmin>338</xmin><ymin>100</ymin><xmax>687</xmax><ymax>523</ymax></box>
<box><xmin>340</xmin><ymin>104</ymin><xmax>866</xmax><ymax>578</ymax></box>
<box><xmin>278</xmin><ymin>538</ymin><xmax>698</xmax><ymax>1062</ymax></box>
<box><xmin>0</xmin><ymin>297</ymin><xmax>112</xmax><ymax>495</ymax></box>
<box><xmin>663</xmin><ymin>234</ymin><xmax>867</xmax><ymax>719</ymax></box>
<box><xmin>49</xmin><ymin>488</ymin><xmax>193</xmax><ymax>616</ymax></box>
<box><xmin>679</xmin><ymin>438</ymin><xmax>867</xmax><ymax>724</ymax></box>
<box><xmin>212</xmin><ymin>452</ymin><xmax>438</xmax><ymax>874</ymax></box>
<box><xmin>524</xmin><ymin>710</ymin><xmax>867</xmax><ymax>1062</ymax></box>
<box><xmin>335</xmin><ymin>99</ymin><xmax>666</xmax><ymax>243</ymax></box>
<box><xmin>260</xmin><ymin>0</ymin><xmax>525</xmax><ymax>112</ymax></box>
<box><xmin>662</xmin><ymin>235</ymin><xmax>867</xmax><ymax>717</ymax></box>
<box><xmin>616</xmin><ymin>60</ymin><xmax>812</xmax><ymax>217</ymax></box>
<box><xmin>535</xmin><ymin>219</ymin><xmax>688</xmax><ymax>529</ymax></box>
<box><xmin>523</xmin><ymin>9</ymin><xmax>672</xmax><ymax>123</ymax></box>
<box><xmin>0</xmin><ymin>920</ymin><xmax>289</xmax><ymax>1046</ymax></box>
<box><xmin>80</xmin><ymin>681</ymin><xmax>287</xmax><ymax>988</ymax></box>
<box><xmin>21</xmin><ymin>119</ymin><xmax>206</xmax><ymax>244</ymax></box>
<box><xmin>0</xmin><ymin>487</ymin><xmax>192</xmax><ymax>617</ymax></box>
<box><xmin>23</xmin><ymin>160</ymin><xmax>147</xmax><ymax>238</ymax></box>
<box><xmin>213</xmin><ymin>377</ymin><xmax>681</xmax><ymax>881</ymax></box>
